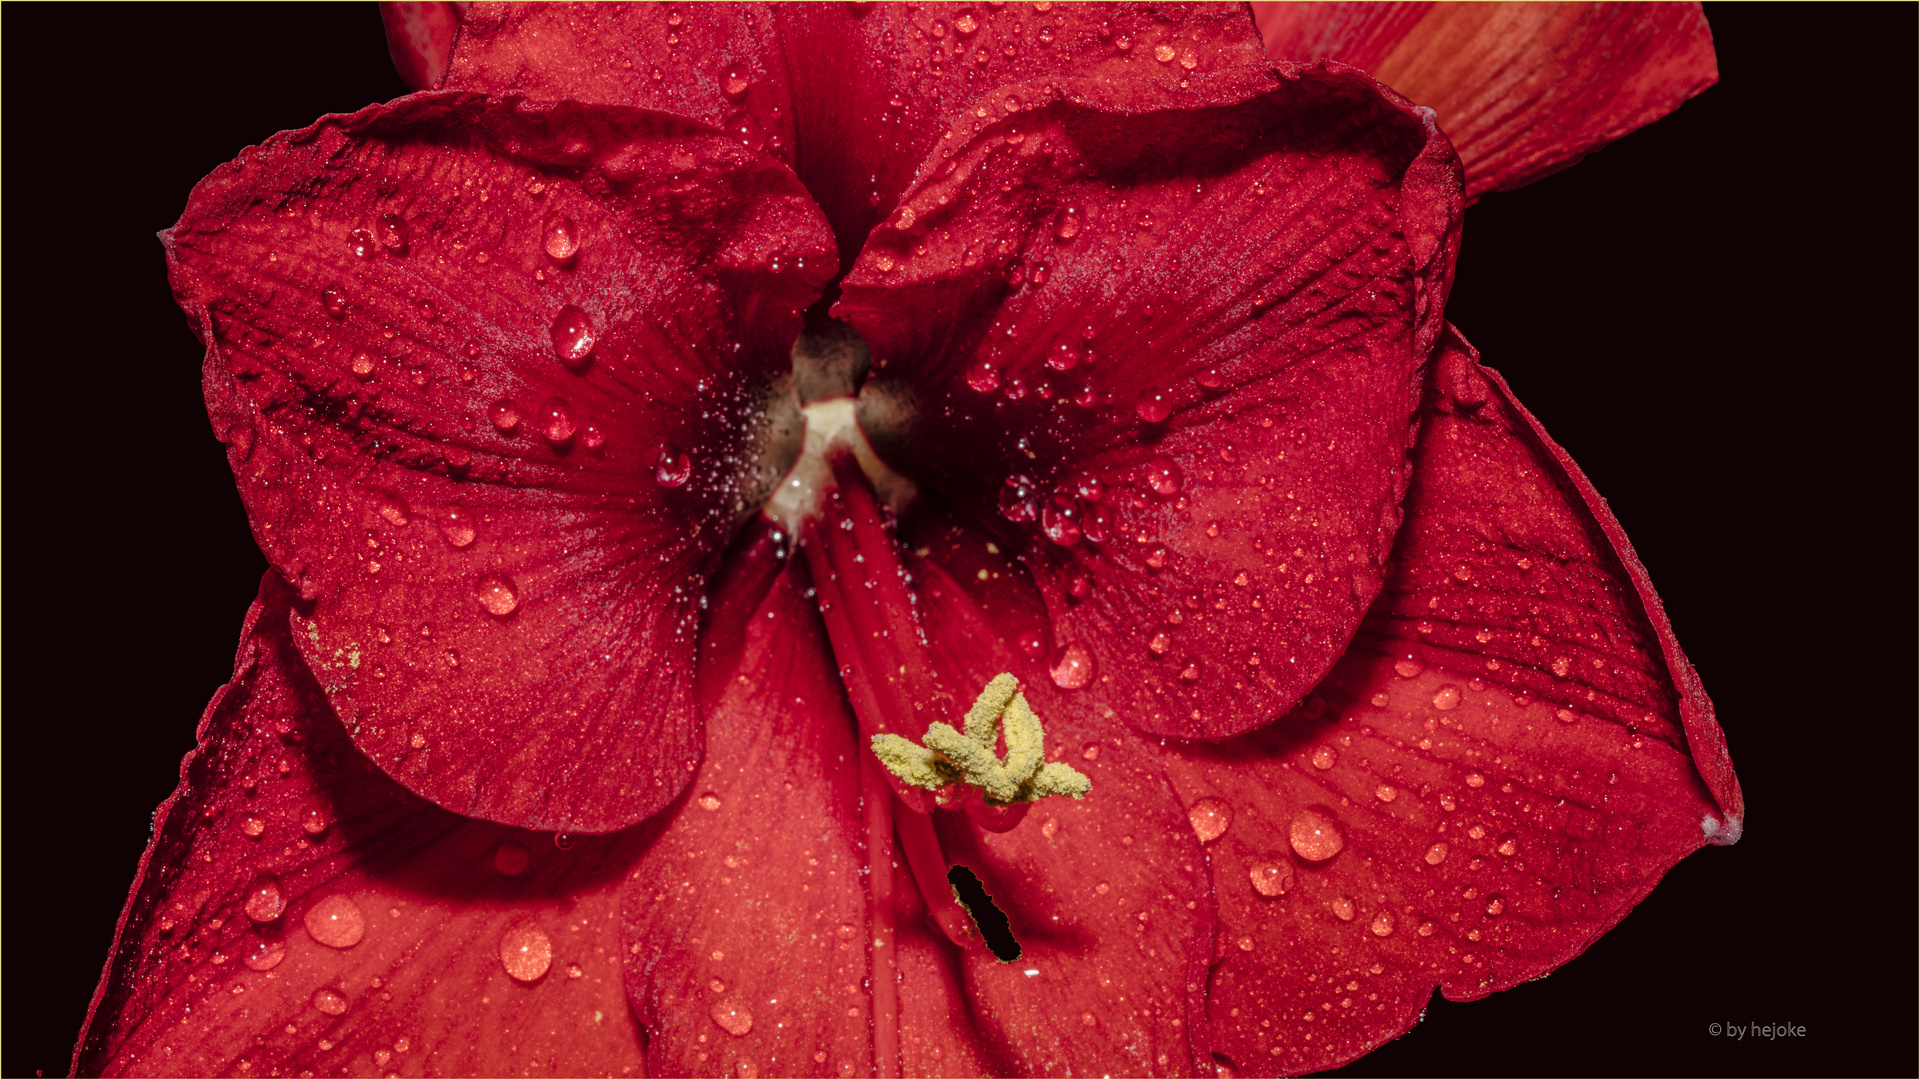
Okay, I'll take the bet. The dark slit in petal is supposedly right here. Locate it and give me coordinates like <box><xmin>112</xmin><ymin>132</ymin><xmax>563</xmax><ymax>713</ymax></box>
<box><xmin>946</xmin><ymin>865</ymin><xmax>1020</xmax><ymax>963</ymax></box>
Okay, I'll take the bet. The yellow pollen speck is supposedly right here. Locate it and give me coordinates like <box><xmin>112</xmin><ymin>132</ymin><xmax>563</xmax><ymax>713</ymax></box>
<box><xmin>870</xmin><ymin>674</ymin><xmax>1091</xmax><ymax>804</ymax></box>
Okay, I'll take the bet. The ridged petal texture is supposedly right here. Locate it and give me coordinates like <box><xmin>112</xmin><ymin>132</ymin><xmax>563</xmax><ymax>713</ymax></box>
<box><xmin>1158</xmin><ymin>328</ymin><xmax>1739</xmax><ymax>1075</ymax></box>
<box><xmin>837</xmin><ymin>63</ymin><xmax>1462</xmax><ymax>741</ymax></box>
<box><xmin>167</xmin><ymin>93</ymin><xmax>835</xmax><ymax>833</ymax></box>
<box><xmin>441</xmin><ymin>2</ymin><xmax>1268</xmax><ymax>258</ymax></box>
<box><xmin>75</xmin><ymin>575</ymin><xmax>653</xmax><ymax>1078</ymax></box>
<box><xmin>1254</xmin><ymin>1</ymin><xmax>1719</xmax><ymax>200</ymax></box>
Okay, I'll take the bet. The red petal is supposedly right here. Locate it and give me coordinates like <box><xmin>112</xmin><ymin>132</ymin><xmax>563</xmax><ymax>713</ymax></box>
<box><xmin>167</xmin><ymin>93</ymin><xmax>835</xmax><ymax>832</ymax></box>
<box><xmin>837</xmin><ymin>64</ymin><xmax>1462</xmax><ymax>742</ymax></box>
<box><xmin>1256</xmin><ymin>1</ymin><xmax>1719</xmax><ymax>200</ymax></box>
<box><xmin>1157</xmin><ymin>327</ymin><xmax>1738</xmax><ymax>1074</ymax></box>
<box><xmin>895</xmin><ymin>508</ymin><xmax>1218</xmax><ymax>1077</ymax></box>
<box><xmin>77</xmin><ymin>574</ymin><xmax>651</xmax><ymax>1077</ymax></box>
<box><xmin>620</xmin><ymin>545</ymin><xmax>997</xmax><ymax>1078</ymax></box>
<box><xmin>441</xmin><ymin>3</ymin><xmax>1266</xmax><ymax>256</ymax></box>
<box><xmin>379</xmin><ymin>2</ymin><xmax>461</xmax><ymax>90</ymax></box>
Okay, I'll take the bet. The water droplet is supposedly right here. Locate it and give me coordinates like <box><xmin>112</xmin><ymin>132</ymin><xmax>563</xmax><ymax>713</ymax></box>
<box><xmin>1147</xmin><ymin>632</ymin><xmax>1171</xmax><ymax>655</ymax></box>
<box><xmin>375</xmin><ymin>213</ymin><xmax>410</xmax><ymax>255</ymax></box>
<box><xmin>543</xmin><ymin>213</ymin><xmax>580</xmax><ymax>260</ymax></box>
<box><xmin>539</xmin><ymin>397</ymin><xmax>577</xmax><ymax>443</ymax></box>
<box><xmin>1081</xmin><ymin>743</ymin><xmax>1101</xmax><ymax>761</ymax></box>
<box><xmin>348</xmin><ymin>229</ymin><xmax>376</xmax><ymax>257</ymax></box>
<box><xmin>1052</xmin><ymin>206</ymin><xmax>1082</xmax><ymax>241</ymax></box>
<box><xmin>1143</xmin><ymin>545</ymin><xmax>1168</xmax><ymax>571</ymax></box>
<box><xmin>1374</xmin><ymin>784</ymin><xmax>1397</xmax><ymax>803</ymax></box>
<box><xmin>1153</xmin><ymin>43</ymin><xmax>1176</xmax><ymax>62</ymax></box>
<box><xmin>1180</xmin><ymin>49</ymin><xmax>1199</xmax><ymax>70</ymax></box>
<box><xmin>1288</xmin><ymin>806</ymin><xmax>1344</xmax><ymax>862</ymax></box>
<box><xmin>655</xmin><ymin>445</ymin><xmax>693</xmax><ymax>487</ymax></box>
<box><xmin>567</xmin><ymin>962</ymin><xmax>585</xmax><ymax>979</ymax></box>
<box><xmin>1496</xmin><ymin>834</ymin><xmax>1518</xmax><ymax>857</ymax></box>
<box><xmin>1424</xmin><ymin>842</ymin><xmax>1449</xmax><ymax>866</ymax></box>
<box><xmin>1144</xmin><ymin>456</ymin><xmax>1182</xmax><ymax>495</ymax></box>
<box><xmin>835</xmin><ymin>923</ymin><xmax>857</xmax><ymax>941</ymax></box>
<box><xmin>1095</xmin><ymin>881</ymin><xmax>1111</xmax><ymax>895</ymax></box>
<box><xmin>1041</xmin><ymin>497</ymin><xmax>1083</xmax><ymax>546</ymax></box>
<box><xmin>998</xmin><ymin>474</ymin><xmax>1039</xmax><ymax>522</ymax></box>
<box><xmin>439</xmin><ymin>507</ymin><xmax>477</xmax><ymax>548</ymax></box>
<box><xmin>477</xmin><ymin>574</ymin><xmax>520</xmax><ymax>617</ymax></box>
<box><xmin>1016</xmin><ymin>631</ymin><xmax>1046</xmax><ymax>660</ymax></box>
<box><xmin>711</xmin><ymin>997</ymin><xmax>754</xmax><ymax>1036</ymax></box>
<box><xmin>1135</xmin><ymin>392</ymin><xmax>1173</xmax><ymax>425</ymax></box>
<box><xmin>241</xmin><ymin>816</ymin><xmax>266</xmax><ymax>838</ymax></box>
<box><xmin>965</xmin><ymin>359</ymin><xmax>1001</xmax><ymax>393</ymax></box>
<box><xmin>1369</xmin><ymin>912</ymin><xmax>1395</xmax><ymax>937</ymax></box>
<box><xmin>580</xmin><ymin>423</ymin><xmax>606</xmax><ymax>451</ymax></box>
<box><xmin>722</xmin><ymin>69</ymin><xmax>751</xmax><ymax>99</ymax></box>
<box><xmin>553</xmin><ymin>832</ymin><xmax>576</xmax><ymax>851</ymax></box>
<box><xmin>1114</xmin><ymin>33</ymin><xmax>1132</xmax><ymax>52</ymax></box>
<box><xmin>698</xmin><ymin>792</ymin><xmax>723</xmax><ymax>811</ymax></box>
<box><xmin>1393</xmin><ymin>650</ymin><xmax>1425</xmax><ymax>678</ymax></box>
<box><xmin>322</xmin><ymin>287</ymin><xmax>348</xmax><ymax>320</ymax></box>
<box><xmin>245</xmin><ymin>876</ymin><xmax>287</xmax><ymax>923</ymax></box>
<box><xmin>1485</xmin><ymin>895</ymin><xmax>1505</xmax><ymax>916</ymax></box>
<box><xmin>499</xmin><ymin>922</ymin><xmax>553</xmax><ymax>981</ymax></box>
<box><xmin>304</xmin><ymin>895</ymin><xmax>366</xmax><ymax>948</ymax></box>
<box><xmin>489</xmin><ymin>399</ymin><xmax>522</xmax><ymax>433</ymax></box>
<box><xmin>311</xmin><ymin>988</ymin><xmax>349</xmax><ymax>1016</ymax></box>
<box><xmin>495</xmin><ymin>840</ymin><xmax>531</xmax><ymax>875</ymax></box>
<box><xmin>1556</xmin><ymin>707</ymin><xmax>1579</xmax><ymax>724</ymax></box>
<box><xmin>1431</xmin><ymin>685</ymin><xmax>1461</xmax><ymax>711</ymax></box>
<box><xmin>1310</xmin><ymin>746</ymin><xmax>1337</xmax><ymax>770</ymax></box>
<box><xmin>1466</xmin><ymin>772</ymin><xmax>1486</xmax><ymax>789</ymax></box>
<box><xmin>301</xmin><ymin>806</ymin><xmax>330</xmax><ymax>835</ymax></box>
<box><xmin>954</xmin><ymin>12</ymin><xmax>978</xmax><ymax>35</ymax></box>
<box><xmin>550</xmin><ymin>305</ymin><xmax>597</xmax><ymax>368</ymax></box>
<box><xmin>1248</xmin><ymin>858</ymin><xmax>1293</xmax><ymax>897</ymax></box>
<box><xmin>1330</xmin><ymin>896</ymin><xmax>1355</xmax><ymax>921</ymax></box>
<box><xmin>1049</xmin><ymin>643</ymin><xmax>1095</xmax><ymax>689</ymax></box>
<box><xmin>350</xmin><ymin>351</ymin><xmax>376</xmax><ymax>379</ymax></box>
<box><xmin>373</xmin><ymin>492</ymin><xmax>410</xmax><ymax>527</ymax></box>
<box><xmin>1186</xmin><ymin>796</ymin><xmax>1232</xmax><ymax>843</ymax></box>
<box><xmin>242</xmin><ymin>936</ymin><xmax>286</xmax><ymax>971</ymax></box>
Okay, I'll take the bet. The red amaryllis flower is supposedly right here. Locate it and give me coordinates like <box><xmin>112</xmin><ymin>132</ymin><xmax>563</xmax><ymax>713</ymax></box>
<box><xmin>77</xmin><ymin>4</ymin><xmax>1741</xmax><ymax>1077</ymax></box>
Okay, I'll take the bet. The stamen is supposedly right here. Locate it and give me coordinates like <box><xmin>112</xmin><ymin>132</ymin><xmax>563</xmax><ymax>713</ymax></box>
<box><xmin>872</xmin><ymin>675</ymin><xmax>1092</xmax><ymax>805</ymax></box>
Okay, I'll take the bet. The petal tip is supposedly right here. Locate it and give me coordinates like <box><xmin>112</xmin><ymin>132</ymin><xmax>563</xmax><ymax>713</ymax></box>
<box><xmin>1702</xmin><ymin>812</ymin><xmax>1743</xmax><ymax>847</ymax></box>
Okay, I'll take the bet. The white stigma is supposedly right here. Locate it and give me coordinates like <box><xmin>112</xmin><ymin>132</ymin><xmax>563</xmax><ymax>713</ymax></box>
<box><xmin>765</xmin><ymin>396</ymin><xmax>915</xmax><ymax>533</ymax></box>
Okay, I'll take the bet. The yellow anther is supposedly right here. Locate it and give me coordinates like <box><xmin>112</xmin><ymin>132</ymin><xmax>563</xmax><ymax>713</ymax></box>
<box><xmin>870</xmin><ymin>673</ymin><xmax>1091</xmax><ymax>805</ymax></box>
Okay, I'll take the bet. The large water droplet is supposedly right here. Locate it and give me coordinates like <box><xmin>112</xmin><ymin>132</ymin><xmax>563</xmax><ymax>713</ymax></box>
<box><xmin>539</xmin><ymin>397</ymin><xmax>577</xmax><ymax>444</ymax></box>
<box><xmin>348</xmin><ymin>229</ymin><xmax>376</xmax><ymax>258</ymax></box>
<box><xmin>322</xmin><ymin>287</ymin><xmax>349</xmax><ymax>320</ymax></box>
<box><xmin>1288</xmin><ymin>807</ymin><xmax>1344</xmax><ymax>862</ymax></box>
<box><xmin>722</xmin><ymin>69</ymin><xmax>751</xmax><ymax>99</ymax></box>
<box><xmin>1187</xmin><ymin>797</ymin><xmax>1232</xmax><ymax>843</ymax></box>
<box><xmin>245</xmin><ymin>876</ymin><xmax>287</xmax><ymax>923</ymax></box>
<box><xmin>1431</xmin><ymin>685</ymin><xmax>1461</xmax><ymax>711</ymax></box>
<box><xmin>1330</xmin><ymin>896</ymin><xmax>1355</xmax><ymax>921</ymax></box>
<box><xmin>550</xmin><ymin>305</ymin><xmax>597</xmax><ymax>368</ymax></box>
<box><xmin>965</xmin><ymin>359</ymin><xmax>1001</xmax><ymax>393</ymax></box>
<box><xmin>375</xmin><ymin>213</ymin><xmax>410</xmax><ymax>255</ymax></box>
<box><xmin>477</xmin><ymin>573</ymin><xmax>520</xmax><ymax>617</ymax></box>
<box><xmin>998</xmin><ymin>474</ymin><xmax>1039</xmax><ymax>523</ymax></box>
<box><xmin>489</xmin><ymin>399</ymin><xmax>522</xmax><ymax>433</ymax></box>
<box><xmin>311</xmin><ymin>988</ymin><xmax>349</xmax><ymax>1016</ymax></box>
<box><xmin>1393</xmin><ymin>650</ymin><xmax>1425</xmax><ymax>678</ymax></box>
<box><xmin>697</xmin><ymin>791</ymin><xmax>723</xmax><ymax>811</ymax></box>
<box><xmin>1144</xmin><ymin>456</ymin><xmax>1183</xmax><ymax>496</ymax></box>
<box><xmin>1496</xmin><ymin>834</ymin><xmax>1518</xmax><ymax>857</ymax></box>
<box><xmin>1053</xmin><ymin>206</ymin><xmax>1082</xmax><ymax>241</ymax></box>
<box><xmin>495</xmin><ymin>840</ymin><xmax>531</xmax><ymax>875</ymax></box>
<box><xmin>1424</xmin><ymin>842</ymin><xmax>1449</xmax><ymax>866</ymax></box>
<box><xmin>1041</xmin><ymin>497</ymin><xmax>1082</xmax><ymax>546</ymax></box>
<box><xmin>1369</xmin><ymin>911</ymin><xmax>1395</xmax><ymax>937</ymax></box>
<box><xmin>301</xmin><ymin>806</ymin><xmax>331</xmax><ymax>835</ymax></box>
<box><xmin>499</xmin><ymin>922</ymin><xmax>554</xmax><ymax>982</ymax></box>
<box><xmin>1135</xmin><ymin>392</ymin><xmax>1173</xmax><ymax>424</ymax></box>
<box><xmin>304</xmin><ymin>895</ymin><xmax>366</xmax><ymax>949</ymax></box>
<box><xmin>1310</xmin><ymin>746</ymin><xmax>1337</xmax><ymax>770</ymax></box>
<box><xmin>711</xmin><ymin>997</ymin><xmax>754</xmax><ymax>1036</ymax></box>
<box><xmin>543</xmin><ymin>213</ymin><xmax>580</xmax><ymax>261</ymax></box>
<box><xmin>655</xmin><ymin>445</ymin><xmax>693</xmax><ymax>487</ymax></box>
<box><xmin>1049</xmin><ymin>643</ymin><xmax>1095</xmax><ymax>690</ymax></box>
<box><xmin>440</xmin><ymin>507</ymin><xmax>477</xmax><ymax>548</ymax></box>
<box><xmin>1249</xmin><ymin>858</ymin><xmax>1293</xmax><ymax>897</ymax></box>
<box><xmin>241</xmin><ymin>936</ymin><xmax>287</xmax><ymax>972</ymax></box>
<box><xmin>953</xmin><ymin>12</ymin><xmax>979</xmax><ymax>35</ymax></box>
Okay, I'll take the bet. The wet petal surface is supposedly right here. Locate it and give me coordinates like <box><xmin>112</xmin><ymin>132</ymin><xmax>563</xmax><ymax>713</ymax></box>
<box><xmin>1160</xmin><ymin>327</ymin><xmax>1735</xmax><ymax>1074</ymax></box>
<box><xmin>839</xmin><ymin>64</ymin><xmax>1462</xmax><ymax>741</ymax></box>
<box><xmin>168</xmin><ymin>93</ymin><xmax>834</xmax><ymax>832</ymax></box>
<box><xmin>77</xmin><ymin>575</ymin><xmax>652</xmax><ymax>1077</ymax></box>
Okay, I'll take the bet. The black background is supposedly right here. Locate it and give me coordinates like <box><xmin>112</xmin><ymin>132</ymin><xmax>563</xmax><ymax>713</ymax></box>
<box><xmin>5</xmin><ymin>4</ymin><xmax>1913</xmax><ymax>1076</ymax></box>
